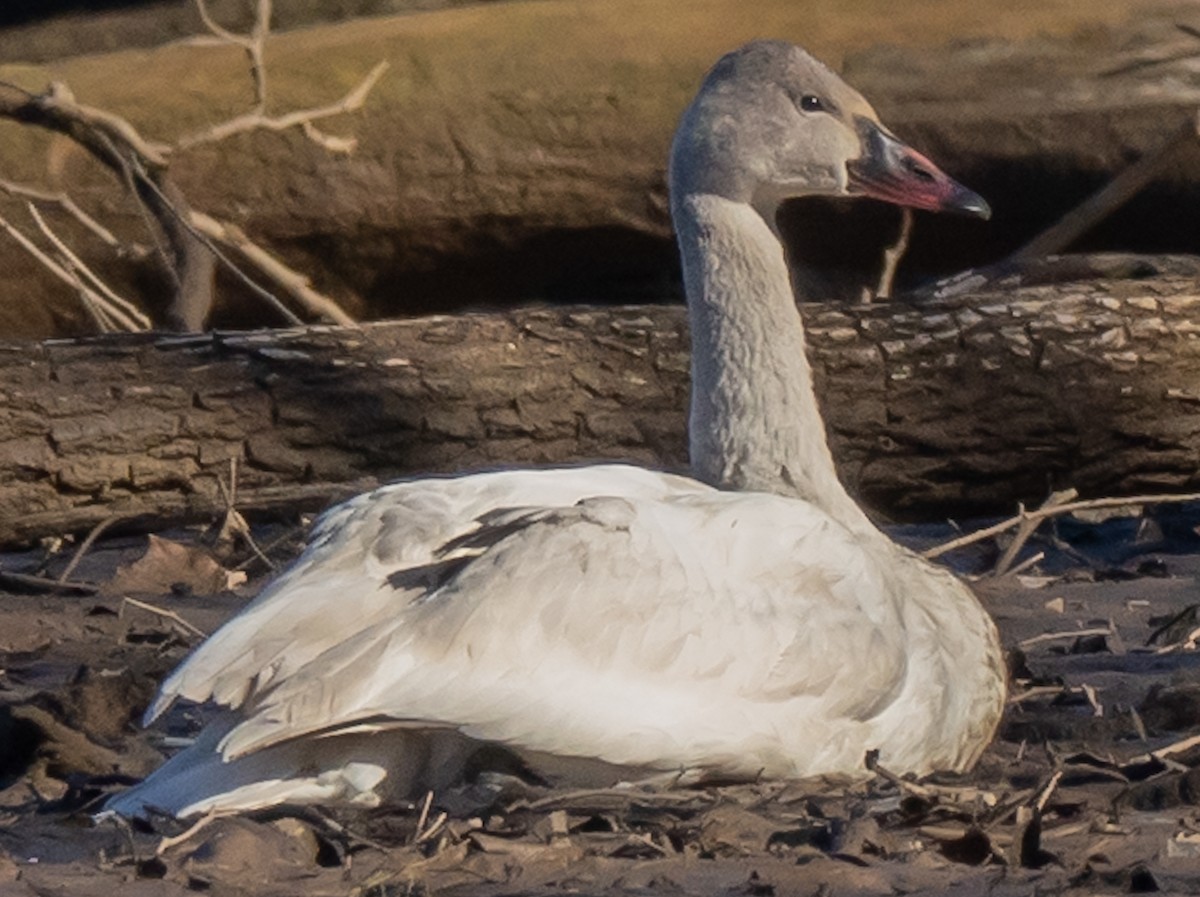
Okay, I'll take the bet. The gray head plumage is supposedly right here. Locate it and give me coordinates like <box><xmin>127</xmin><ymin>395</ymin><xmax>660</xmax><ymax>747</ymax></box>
<box><xmin>669</xmin><ymin>41</ymin><xmax>989</xmax><ymax>219</ymax></box>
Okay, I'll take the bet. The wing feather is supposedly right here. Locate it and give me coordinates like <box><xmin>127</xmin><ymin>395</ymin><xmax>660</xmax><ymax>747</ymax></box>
<box><xmin>147</xmin><ymin>465</ymin><xmax>706</xmax><ymax>722</ymax></box>
<box><xmin>214</xmin><ymin>490</ymin><xmax>909</xmax><ymax>779</ymax></box>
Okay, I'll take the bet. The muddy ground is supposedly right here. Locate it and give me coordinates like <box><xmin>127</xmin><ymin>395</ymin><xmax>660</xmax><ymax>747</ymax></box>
<box><xmin>1</xmin><ymin>510</ymin><xmax>1199</xmax><ymax>897</ymax></box>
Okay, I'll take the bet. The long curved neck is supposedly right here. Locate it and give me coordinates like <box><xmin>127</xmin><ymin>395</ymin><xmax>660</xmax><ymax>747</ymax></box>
<box><xmin>675</xmin><ymin>191</ymin><xmax>874</xmax><ymax>535</ymax></box>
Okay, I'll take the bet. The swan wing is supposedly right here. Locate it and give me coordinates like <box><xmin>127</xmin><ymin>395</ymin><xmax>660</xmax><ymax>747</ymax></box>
<box><xmin>214</xmin><ymin>489</ymin><xmax>910</xmax><ymax>778</ymax></box>
<box><xmin>146</xmin><ymin>465</ymin><xmax>707</xmax><ymax>722</ymax></box>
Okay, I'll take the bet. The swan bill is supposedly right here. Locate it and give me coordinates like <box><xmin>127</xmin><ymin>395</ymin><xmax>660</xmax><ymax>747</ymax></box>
<box><xmin>846</xmin><ymin>117</ymin><xmax>991</xmax><ymax>219</ymax></box>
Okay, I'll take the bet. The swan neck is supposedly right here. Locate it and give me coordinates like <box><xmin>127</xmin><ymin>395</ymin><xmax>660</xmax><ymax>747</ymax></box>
<box><xmin>676</xmin><ymin>192</ymin><xmax>873</xmax><ymax>534</ymax></box>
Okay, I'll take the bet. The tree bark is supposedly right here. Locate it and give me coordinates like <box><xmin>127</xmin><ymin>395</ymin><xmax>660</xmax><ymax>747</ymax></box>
<box><xmin>3</xmin><ymin>255</ymin><xmax>1200</xmax><ymax>546</ymax></box>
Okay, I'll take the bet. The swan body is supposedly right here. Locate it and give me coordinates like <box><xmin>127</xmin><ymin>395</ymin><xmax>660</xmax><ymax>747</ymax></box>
<box><xmin>106</xmin><ymin>41</ymin><xmax>1005</xmax><ymax>820</ymax></box>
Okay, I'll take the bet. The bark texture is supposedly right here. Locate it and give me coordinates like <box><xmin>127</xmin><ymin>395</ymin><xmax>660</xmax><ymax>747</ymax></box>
<box><xmin>4</xmin><ymin>256</ymin><xmax>1200</xmax><ymax>546</ymax></box>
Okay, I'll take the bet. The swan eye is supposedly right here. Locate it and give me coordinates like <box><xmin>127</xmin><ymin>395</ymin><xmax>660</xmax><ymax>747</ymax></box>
<box><xmin>798</xmin><ymin>95</ymin><xmax>826</xmax><ymax>113</ymax></box>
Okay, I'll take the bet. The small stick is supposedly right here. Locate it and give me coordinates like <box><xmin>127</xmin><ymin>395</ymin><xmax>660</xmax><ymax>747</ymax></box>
<box><xmin>924</xmin><ymin>491</ymin><xmax>1200</xmax><ymax>559</ymax></box>
<box><xmin>28</xmin><ymin>204</ymin><xmax>149</xmax><ymax>330</ymax></box>
<box><xmin>865</xmin><ymin>753</ymin><xmax>935</xmax><ymax>798</ymax></box>
<box><xmin>233</xmin><ymin>523</ymin><xmax>304</xmax><ymax>572</ymax></box>
<box><xmin>1130</xmin><ymin>706</ymin><xmax>1148</xmax><ymax>743</ymax></box>
<box><xmin>1081</xmin><ymin>683</ymin><xmax>1104</xmax><ymax>718</ymax></box>
<box><xmin>1150</xmin><ymin>732</ymin><xmax>1200</xmax><ymax>762</ymax></box>
<box><xmin>216</xmin><ymin>458</ymin><xmax>278</xmax><ymax>572</ymax></box>
<box><xmin>302</xmin><ymin>807</ymin><xmax>389</xmax><ymax>853</ymax></box>
<box><xmin>1005</xmin><ymin>551</ymin><xmax>1046</xmax><ymax>578</ymax></box>
<box><xmin>993</xmin><ymin>489</ymin><xmax>1077</xmax><ymax>577</ymax></box>
<box><xmin>874</xmin><ymin>208</ymin><xmax>913</xmax><ymax>301</ymax></box>
<box><xmin>176</xmin><ymin>61</ymin><xmax>388</xmax><ymax>152</ymax></box>
<box><xmin>1007</xmin><ymin>684</ymin><xmax>1090</xmax><ymax>705</ymax></box>
<box><xmin>1154</xmin><ymin>624</ymin><xmax>1200</xmax><ymax>654</ymax></box>
<box><xmin>1018</xmin><ymin>626</ymin><xmax>1112</xmax><ymax>649</ymax></box>
<box><xmin>0</xmin><ymin>209</ymin><xmax>117</xmax><ymax>330</ymax></box>
<box><xmin>190</xmin><ymin>211</ymin><xmax>355</xmax><ymax>325</ymax></box>
<box><xmin>57</xmin><ymin>514</ymin><xmax>128</xmax><ymax>583</ymax></box>
<box><xmin>0</xmin><ymin>178</ymin><xmax>127</xmax><ymax>249</ymax></box>
<box><xmin>1008</xmin><ymin>110</ymin><xmax>1200</xmax><ymax>262</ymax></box>
<box><xmin>156</xmin><ymin>807</ymin><xmax>223</xmax><ymax>855</ymax></box>
<box><xmin>413</xmin><ymin>789</ymin><xmax>434</xmax><ymax>842</ymax></box>
<box><xmin>121</xmin><ymin>596</ymin><xmax>206</xmax><ymax>639</ymax></box>
<box><xmin>125</xmin><ymin>160</ymin><xmax>304</xmax><ymax>326</ymax></box>
<box><xmin>194</xmin><ymin>0</ymin><xmax>271</xmax><ymax>111</ymax></box>
<box><xmin>1033</xmin><ymin>769</ymin><xmax>1063</xmax><ymax>815</ymax></box>
<box><xmin>415</xmin><ymin>811</ymin><xmax>448</xmax><ymax>845</ymax></box>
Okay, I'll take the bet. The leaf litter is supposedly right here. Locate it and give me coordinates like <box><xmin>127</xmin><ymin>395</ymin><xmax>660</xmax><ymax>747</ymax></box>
<box><xmin>0</xmin><ymin>507</ymin><xmax>1199</xmax><ymax>895</ymax></box>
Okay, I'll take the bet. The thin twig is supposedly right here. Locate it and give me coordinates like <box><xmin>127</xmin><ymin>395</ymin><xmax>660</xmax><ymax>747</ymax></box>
<box><xmin>413</xmin><ymin>790</ymin><xmax>434</xmax><ymax>842</ymax></box>
<box><xmin>1017</xmin><ymin>626</ymin><xmax>1113</xmax><ymax>649</ymax></box>
<box><xmin>121</xmin><ymin>596</ymin><xmax>206</xmax><ymax>639</ymax></box>
<box><xmin>302</xmin><ymin>807</ymin><xmax>390</xmax><ymax>853</ymax></box>
<box><xmin>155</xmin><ymin>807</ymin><xmax>224</xmax><ymax>855</ymax></box>
<box><xmin>42</xmin><ymin>81</ymin><xmax>172</xmax><ymax>166</ymax></box>
<box><xmin>1124</xmin><ymin>732</ymin><xmax>1200</xmax><ymax>767</ymax></box>
<box><xmin>993</xmin><ymin>489</ymin><xmax>1077</xmax><ymax>577</ymax></box>
<box><xmin>216</xmin><ymin>457</ymin><xmax>278</xmax><ymax>572</ymax></box>
<box><xmin>924</xmin><ymin>491</ymin><xmax>1200</xmax><ymax>559</ymax></box>
<box><xmin>0</xmin><ymin>208</ymin><xmax>121</xmax><ymax>331</ymax></box>
<box><xmin>1081</xmin><ymin>683</ymin><xmax>1104</xmax><ymax>718</ymax></box>
<box><xmin>191</xmin><ymin>212</ymin><xmax>355</xmax><ymax>325</ymax></box>
<box><xmin>0</xmin><ymin>178</ymin><xmax>127</xmax><ymax>249</ymax></box>
<box><xmin>57</xmin><ymin>514</ymin><xmax>129</xmax><ymax>584</ymax></box>
<box><xmin>27</xmin><ymin>204</ymin><xmax>150</xmax><ymax>331</ymax></box>
<box><xmin>865</xmin><ymin>753</ymin><xmax>935</xmax><ymax>798</ymax></box>
<box><xmin>1005</xmin><ymin>551</ymin><xmax>1046</xmax><ymax>578</ymax></box>
<box><xmin>1153</xmin><ymin>623</ymin><xmax>1200</xmax><ymax>654</ymax></box>
<box><xmin>415</xmin><ymin>812</ymin><xmax>448</xmax><ymax>845</ymax></box>
<box><xmin>126</xmin><ymin>161</ymin><xmax>305</xmax><ymax>326</ymax></box>
<box><xmin>875</xmin><ymin>208</ymin><xmax>913</xmax><ymax>301</ymax></box>
<box><xmin>195</xmin><ymin>0</ymin><xmax>271</xmax><ymax>109</ymax></box>
<box><xmin>1008</xmin><ymin>684</ymin><xmax>1089</xmax><ymax>705</ymax></box>
<box><xmin>1008</xmin><ymin>109</ymin><xmax>1200</xmax><ymax>262</ymax></box>
<box><xmin>1032</xmin><ymin>769</ymin><xmax>1063</xmax><ymax>815</ymax></box>
<box><xmin>176</xmin><ymin>60</ymin><xmax>388</xmax><ymax>152</ymax></box>
<box><xmin>233</xmin><ymin>523</ymin><xmax>304</xmax><ymax>572</ymax></box>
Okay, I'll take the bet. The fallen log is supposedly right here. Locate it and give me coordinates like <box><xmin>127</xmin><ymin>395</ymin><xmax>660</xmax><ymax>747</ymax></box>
<box><xmin>3</xmin><ymin>254</ymin><xmax>1200</xmax><ymax>546</ymax></box>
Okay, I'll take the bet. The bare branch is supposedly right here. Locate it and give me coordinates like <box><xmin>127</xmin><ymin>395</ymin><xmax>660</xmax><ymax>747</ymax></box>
<box><xmin>875</xmin><ymin>208</ymin><xmax>913</xmax><ymax>301</ymax></box>
<box><xmin>0</xmin><ymin>80</ymin><xmax>215</xmax><ymax>330</ymax></box>
<box><xmin>0</xmin><ymin>207</ymin><xmax>136</xmax><ymax>332</ymax></box>
<box><xmin>42</xmin><ymin>81</ymin><xmax>173</xmax><ymax>167</ymax></box>
<box><xmin>120</xmin><ymin>156</ymin><xmax>294</xmax><ymax>326</ymax></box>
<box><xmin>924</xmin><ymin>490</ymin><xmax>1200</xmax><ymax>560</ymax></box>
<box><xmin>194</xmin><ymin>0</ymin><xmax>271</xmax><ymax>111</ymax></box>
<box><xmin>120</xmin><ymin>596</ymin><xmax>207</xmax><ymax>639</ymax></box>
<box><xmin>191</xmin><ymin>211</ymin><xmax>355</xmax><ymax>326</ymax></box>
<box><xmin>193</xmin><ymin>0</ymin><xmax>249</xmax><ymax>46</ymax></box>
<box><xmin>992</xmin><ymin>488</ymin><xmax>1077</xmax><ymax>576</ymax></box>
<box><xmin>175</xmin><ymin>61</ymin><xmax>388</xmax><ymax>152</ymax></box>
<box><xmin>27</xmin><ymin>204</ymin><xmax>151</xmax><ymax>331</ymax></box>
<box><xmin>0</xmin><ymin>178</ymin><xmax>129</xmax><ymax>250</ymax></box>
<box><xmin>1009</xmin><ymin>109</ymin><xmax>1200</xmax><ymax>262</ymax></box>
<box><xmin>1017</xmin><ymin>626</ymin><xmax>1114</xmax><ymax>649</ymax></box>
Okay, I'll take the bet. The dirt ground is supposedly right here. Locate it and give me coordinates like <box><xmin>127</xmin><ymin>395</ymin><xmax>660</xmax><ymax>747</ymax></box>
<box><xmin>1</xmin><ymin>509</ymin><xmax>1199</xmax><ymax>897</ymax></box>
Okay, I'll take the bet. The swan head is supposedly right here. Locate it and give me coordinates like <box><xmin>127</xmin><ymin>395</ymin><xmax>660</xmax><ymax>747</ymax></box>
<box><xmin>670</xmin><ymin>41</ymin><xmax>989</xmax><ymax>219</ymax></box>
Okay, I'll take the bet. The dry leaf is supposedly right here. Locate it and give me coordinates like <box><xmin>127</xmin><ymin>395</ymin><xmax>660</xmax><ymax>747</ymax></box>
<box><xmin>106</xmin><ymin>535</ymin><xmax>241</xmax><ymax>597</ymax></box>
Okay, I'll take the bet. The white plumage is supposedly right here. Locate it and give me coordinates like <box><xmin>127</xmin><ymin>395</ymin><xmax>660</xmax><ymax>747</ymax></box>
<box><xmin>106</xmin><ymin>41</ymin><xmax>1005</xmax><ymax>820</ymax></box>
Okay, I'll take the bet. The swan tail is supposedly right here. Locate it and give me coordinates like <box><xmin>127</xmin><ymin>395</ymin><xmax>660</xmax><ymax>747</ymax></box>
<box><xmin>100</xmin><ymin>717</ymin><xmax>464</xmax><ymax>820</ymax></box>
